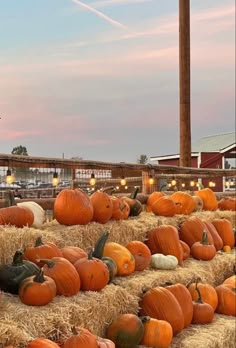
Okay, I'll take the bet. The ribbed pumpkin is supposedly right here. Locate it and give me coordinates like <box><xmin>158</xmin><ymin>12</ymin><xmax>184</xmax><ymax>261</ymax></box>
<box><xmin>102</xmin><ymin>242</ymin><xmax>135</xmax><ymax>276</ymax></box>
<box><xmin>203</xmin><ymin>221</ymin><xmax>223</xmax><ymax>251</ymax></box>
<box><xmin>61</xmin><ymin>246</ymin><xmax>88</xmax><ymax>264</ymax></box>
<box><xmin>211</xmin><ymin>218</ymin><xmax>235</xmax><ymax>248</ymax></box>
<box><xmin>145</xmin><ymin>225</ymin><xmax>183</xmax><ymax>265</ymax></box>
<box><xmin>106</xmin><ymin>313</ymin><xmax>144</xmax><ymax>348</ymax></box>
<box><xmin>215</xmin><ymin>283</ymin><xmax>236</xmax><ymax>316</ymax></box>
<box><xmin>27</xmin><ymin>338</ymin><xmax>60</xmax><ymax>347</ymax></box>
<box><xmin>218</xmin><ymin>197</ymin><xmax>236</xmax><ymax>211</ymax></box>
<box><xmin>40</xmin><ymin>257</ymin><xmax>81</xmax><ymax>296</ymax></box>
<box><xmin>146</xmin><ymin>191</ymin><xmax>166</xmax><ymax>212</ymax></box>
<box><xmin>194</xmin><ymin>188</ymin><xmax>218</xmax><ymax>211</ymax></box>
<box><xmin>54</xmin><ymin>188</ymin><xmax>93</xmax><ymax>225</ymax></box>
<box><xmin>179</xmin><ymin>216</ymin><xmax>214</xmax><ymax>247</ymax></box>
<box><xmin>191</xmin><ymin>283</ymin><xmax>214</xmax><ymax>324</ymax></box>
<box><xmin>126</xmin><ymin>240</ymin><xmax>151</xmax><ymax>271</ymax></box>
<box><xmin>151</xmin><ymin>196</ymin><xmax>176</xmax><ymax>217</ymax></box>
<box><xmin>139</xmin><ymin>286</ymin><xmax>185</xmax><ymax>335</ymax></box>
<box><xmin>97</xmin><ymin>337</ymin><xmax>115</xmax><ymax>348</ymax></box>
<box><xmin>0</xmin><ymin>205</ymin><xmax>34</xmax><ymax>227</ymax></box>
<box><xmin>171</xmin><ymin>191</ymin><xmax>196</xmax><ymax>215</ymax></box>
<box><xmin>187</xmin><ymin>280</ymin><xmax>218</xmax><ymax>311</ymax></box>
<box><xmin>110</xmin><ymin>196</ymin><xmax>130</xmax><ymax>220</ymax></box>
<box><xmin>74</xmin><ymin>250</ymin><xmax>109</xmax><ymax>291</ymax></box>
<box><xmin>190</xmin><ymin>231</ymin><xmax>216</xmax><ymax>261</ymax></box>
<box><xmin>165</xmin><ymin>282</ymin><xmax>193</xmax><ymax>328</ymax></box>
<box><xmin>63</xmin><ymin>327</ymin><xmax>98</xmax><ymax>348</ymax></box>
<box><xmin>24</xmin><ymin>236</ymin><xmax>63</xmax><ymax>267</ymax></box>
<box><xmin>140</xmin><ymin>316</ymin><xmax>173</xmax><ymax>348</ymax></box>
<box><xmin>90</xmin><ymin>190</ymin><xmax>113</xmax><ymax>223</ymax></box>
<box><xmin>19</xmin><ymin>269</ymin><xmax>57</xmax><ymax>306</ymax></box>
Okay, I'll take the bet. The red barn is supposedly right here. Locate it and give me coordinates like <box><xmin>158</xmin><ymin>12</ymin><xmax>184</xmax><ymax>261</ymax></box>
<box><xmin>150</xmin><ymin>132</ymin><xmax>236</xmax><ymax>192</ymax></box>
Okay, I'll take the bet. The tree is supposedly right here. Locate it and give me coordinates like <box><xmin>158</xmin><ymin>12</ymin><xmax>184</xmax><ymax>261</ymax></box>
<box><xmin>11</xmin><ymin>145</ymin><xmax>28</xmax><ymax>156</ymax></box>
<box><xmin>137</xmin><ymin>154</ymin><xmax>149</xmax><ymax>164</ymax></box>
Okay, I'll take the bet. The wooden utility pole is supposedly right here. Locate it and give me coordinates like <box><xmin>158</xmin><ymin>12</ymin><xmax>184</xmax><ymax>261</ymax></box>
<box><xmin>179</xmin><ymin>0</ymin><xmax>191</xmax><ymax>167</ymax></box>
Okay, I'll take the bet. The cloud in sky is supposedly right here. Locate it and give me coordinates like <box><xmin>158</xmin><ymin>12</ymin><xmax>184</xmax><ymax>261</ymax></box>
<box><xmin>0</xmin><ymin>0</ymin><xmax>235</xmax><ymax>161</ymax></box>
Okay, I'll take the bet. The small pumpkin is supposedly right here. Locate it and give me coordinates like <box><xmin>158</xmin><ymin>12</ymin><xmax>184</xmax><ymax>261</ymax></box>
<box><xmin>54</xmin><ymin>188</ymin><xmax>94</xmax><ymax>226</ymax></box>
<box><xmin>146</xmin><ymin>191</ymin><xmax>166</xmax><ymax>212</ymax></box>
<box><xmin>218</xmin><ymin>197</ymin><xmax>236</xmax><ymax>211</ymax></box>
<box><xmin>19</xmin><ymin>269</ymin><xmax>57</xmax><ymax>306</ymax></box>
<box><xmin>150</xmin><ymin>254</ymin><xmax>178</xmax><ymax>270</ymax></box>
<box><xmin>140</xmin><ymin>316</ymin><xmax>173</xmax><ymax>348</ymax></box>
<box><xmin>40</xmin><ymin>257</ymin><xmax>81</xmax><ymax>296</ymax></box>
<box><xmin>215</xmin><ymin>283</ymin><xmax>236</xmax><ymax>316</ymax></box>
<box><xmin>191</xmin><ymin>282</ymin><xmax>214</xmax><ymax>324</ymax></box>
<box><xmin>106</xmin><ymin>313</ymin><xmax>144</xmax><ymax>348</ymax></box>
<box><xmin>126</xmin><ymin>240</ymin><xmax>151</xmax><ymax>271</ymax></box>
<box><xmin>27</xmin><ymin>338</ymin><xmax>60</xmax><ymax>347</ymax></box>
<box><xmin>190</xmin><ymin>231</ymin><xmax>216</xmax><ymax>261</ymax></box>
<box><xmin>122</xmin><ymin>187</ymin><xmax>143</xmax><ymax>217</ymax></box>
<box><xmin>74</xmin><ymin>250</ymin><xmax>109</xmax><ymax>291</ymax></box>
<box><xmin>24</xmin><ymin>236</ymin><xmax>63</xmax><ymax>267</ymax></box>
<box><xmin>0</xmin><ymin>250</ymin><xmax>40</xmax><ymax>294</ymax></box>
<box><xmin>63</xmin><ymin>327</ymin><xmax>98</xmax><ymax>348</ymax></box>
<box><xmin>90</xmin><ymin>190</ymin><xmax>113</xmax><ymax>223</ymax></box>
<box><xmin>187</xmin><ymin>279</ymin><xmax>218</xmax><ymax>311</ymax></box>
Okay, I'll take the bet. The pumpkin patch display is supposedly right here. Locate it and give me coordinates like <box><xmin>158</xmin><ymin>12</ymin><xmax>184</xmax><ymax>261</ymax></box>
<box><xmin>53</xmin><ymin>188</ymin><xmax>94</xmax><ymax>225</ymax></box>
<box><xmin>0</xmin><ymin>205</ymin><xmax>34</xmax><ymax>228</ymax></box>
<box><xmin>24</xmin><ymin>236</ymin><xmax>63</xmax><ymax>267</ymax></box>
<box><xmin>90</xmin><ymin>190</ymin><xmax>113</xmax><ymax>223</ymax></box>
<box><xmin>63</xmin><ymin>327</ymin><xmax>98</xmax><ymax>348</ymax></box>
<box><xmin>74</xmin><ymin>250</ymin><xmax>109</xmax><ymax>291</ymax></box>
<box><xmin>40</xmin><ymin>257</ymin><xmax>81</xmax><ymax>296</ymax></box>
<box><xmin>0</xmin><ymin>250</ymin><xmax>40</xmax><ymax>294</ymax></box>
<box><xmin>126</xmin><ymin>240</ymin><xmax>151</xmax><ymax>271</ymax></box>
<box><xmin>190</xmin><ymin>231</ymin><xmax>216</xmax><ymax>261</ymax></box>
<box><xmin>106</xmin><ymin>313</ymin><xmax>144</xmax><ymax>348</ymax></box>
<box><xmin>19</xmin><ymin>269</ymin><xmax>57</xmax><ymax>306</ymax></box>
<box><xmin>140</xmin><ymin>316</ymin><xmax>173</xmax><ymax>348</ymax></box>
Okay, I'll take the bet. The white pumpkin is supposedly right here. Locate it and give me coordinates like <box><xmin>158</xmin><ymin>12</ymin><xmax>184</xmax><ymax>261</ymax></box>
<box><xmin>192</xmin><ymin>195</ymin><xmax>203</xmax><ymax>211</ymax></box>
<box><xmin>150</xmin><ymin>253</ymin><xmax>178</xmax><ymax>270</ymax></box>
<box><xmin>17</xmin><ymin>201</ymin><xmax>46</xmax><ymax>228</ymax></box>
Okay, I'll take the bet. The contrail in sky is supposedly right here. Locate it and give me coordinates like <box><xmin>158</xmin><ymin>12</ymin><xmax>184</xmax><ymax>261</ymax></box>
<box><xmin>71</xmin><ymin>0</ymin><xmax>128</xmax><ymax>29</ymax></box>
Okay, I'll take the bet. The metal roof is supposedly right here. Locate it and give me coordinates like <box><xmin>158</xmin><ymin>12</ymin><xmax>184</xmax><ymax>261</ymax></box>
<box><xmin>192</xmin><ymin>132</ymin><xmax>236</xmax><ymax>152</ymax></box>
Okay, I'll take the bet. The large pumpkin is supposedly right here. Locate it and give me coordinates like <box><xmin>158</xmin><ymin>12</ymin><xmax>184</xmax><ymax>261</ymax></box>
<box><xmin>203</xmin><ymin>221</ymin><xmax>223</xmax><ymax>251</ymax></box>
<box><xmin>151</xmin><ymin>196</ymin><xmax>176</xmax><ymax>217</ymax></box>
<box><xmin>211</xmin><ymin>218</ymin><xmax>235</xmax><ymax>248</ymax></box>
<box><xmin>171</xmin><ymin>191</ymin><xmax>196</xmax><ymax>215</ymax></box>
<box><xmin>54</xmin><ymin>189</ymin><xmax>93</xmax><ymax>225</ymax></box>
<box><xmin>90</xmin><ymin>190</ymin><xmax>113</xmax><ymax>223</ymax></box>
<box><xmin>194</xmin><ymin>188</ymin><xmax>218</xmax><ymax>211</ymax></box>
<box><xmin>0</xmin><ymin>205</ymin><xmax>34</xmax><ymax>228</ymax></box>
<box><xmin>146</xmin><ymin>191</ymin><xmax>166</xmax><ymax>212</ymax></box>
<box><xmin>179</xmin><ymin>216</ymin><xmax>214</xmax><ymax>247</ymax></box>
<box><xmin>63</xmin><ymin>327</ymin><xmax>98</xmax><ymax>348</ymax></box>
<box><xmin>215</xmin><ymin>283</ymin><xmax>236</xmax><ymax>316</ymax></box>
<box><xmin>140</xmin><ymin>316</ymin><xmax>173</xmax><ymax>348</ymax></box>
<box><xmin>126</xmin><ymin>240</ymin><xmax>151</xmax><ymax>271</ymax></box>
<box><xmin>106</xmin><ymin>313</ymin><xmax>144</xmax><ymax>348</ymax></box>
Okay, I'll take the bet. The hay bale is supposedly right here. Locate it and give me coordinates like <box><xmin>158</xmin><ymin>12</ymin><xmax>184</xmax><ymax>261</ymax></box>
<box><xmin>112</xmin><ymin>251</ymin><xmax>236</xmax><ymax>297</ymax></box>
<box><xmin>0</xmin><ymin>284</ymin><xmax>139</xmax><ymax>347</ymax></box>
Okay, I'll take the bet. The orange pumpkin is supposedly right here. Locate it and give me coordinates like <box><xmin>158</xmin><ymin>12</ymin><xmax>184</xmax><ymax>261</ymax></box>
<box><xmin>40</xmin><ymin>257</ymin><xmax>81</xmax><ymax>296</ymax></box>
<box><xmin>151</xmin><ymin>196</ymin><xmax>176</xmax><ymax>217</ymax></box>
<box><xmin>188</xmin><ymin>280</ymin><xmax>218</xmax><ymax>311</ymax></box>
<box><xmin>190</xmin><ymin>232</ymin><xmax>216</xmax><ymax>261</ymax></box>
<box><xmin>111</xmin><ymin>196</ymin><xmax>130</xmax><ymax>220</ymax></box>
<box><xmin>63</xmin><ymin>327</ymin><xmax>98</xmax><ymax>348</ymax></box>
<box><xmin>140</xmin><ymin>316</ymin><xmax>173</xmax><ymax>348</ymax></box>
<box><xmin>126</xmin><ymin>240</ymin><xmax>151</xmax><ymax>271</ymax></box>
<box><xmin>191</xmin><ymin>283</ymin><xmax>214</xmax><ymax>324</ymax></box>
<box><xmin>223</xmin><ymin>275</ymin><xmax>236</xmax><ymax>287</ymax></box>
<box><xmin>139</xmin><ymin>286</ymin><xmax>185</xmax><ymax>335</ymax></box>
<box><xmin>102</xmin><ymin>242</ymin><xmax>135</xmax><ymax>276</ymax></box>
<box><xmin>194</xmin><ymin>188</ymin><xmax>218</xmax><ymax>211</ymax></box>
<box><xmin>106</xmin><ymin>313</ymin><xmax>144</xmax><ymax>348</ymax></box>
<box><xmin>27</xmin><ymin>338</ymin><xmax>60</xmax><ymax>347</ymax></box>
<box><xmin>145</xmin><ymin>225</ymin><xmax>183</xmax><ymax>265</ymax></box>
<box><xmin>171</xmin><ymin>191</ymin><xmax>196</xmax><ymax>215</ymax></box>
<box><xmin>61</xmin><ymin>246</ymin><xmax>88</xmax><ymax>264</ymax></box>
<box><xmin>179</xmin><ymin>216</ymin><xmax>214</xmax><ymax>247</ymax></box>
<box><xmin>54</xmin><ymin>189</ymin><xmax>93</xmax><ymax>225</ymax></box>
<box><xmin>179</xmin><ymin>240</ymin><xmax>190</xmax><ymax>260</ymax></box>
<box><xmin>146</xmin><ymin>191</ymin><xmax>166</xmax><ymax>212</ymax></box>
<box><xmin>211</xmin><ymin>218</ymin><xmax>235</xmax><ymax>248</ymax></box>
<box><xmin>218</xmin><ymin>197</ymin><xmax>236</xmax><ymax>211</ymax></box>
<box><xmin>215</xmin><ymin>283</ymin><xmax>236</xmax><ymax>316</ymax></box>
<box><xmin>90</xmin><ymin>190</ymin><xmax>113</xmax><ymax>223</ymax></box>
<box><xmin>203</xmin><ymin>221</ymin><xmax>223</xmax><ymax>251</ymax></box>
<box><xmin>0</xmin><ymin>205</ymin><xmax>34</xmax><ymax>227</ymax></box>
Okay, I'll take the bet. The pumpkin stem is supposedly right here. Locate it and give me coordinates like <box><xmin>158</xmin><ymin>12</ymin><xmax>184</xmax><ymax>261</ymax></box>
<box><xmin>92</xmin><ymin>230</ymin><xmax>109</xmax><ymax>259</ymax></box>
<box><xmin>12</xmin><ymin>250</ymin><xmax>24</xmax><ymax>265</ymax></box>
<box><xmin>71</xmin><ymin>326</ymin><xmax>78</xmax><ymax>335</ymax></box>
<box><xmin>37</xmin><ymin>258</ymin><xmax>56</xmax><ymax>268</ymax></box>
<box><xmin>4</xmin><ymin>190</ymin><xmax>17</xmax><ymax>207</ymax></box>
<box><xmin>88</xmin><ymin>249</ymin><xmax>94</xmax><ymax>260</ymax></box>
<box><xmin>34</xmin><ymin>236</ymin><xmax>44</xmax><ymax>247</ymax></box>
<box><xmin>130</xmin><ymin>187</ymin><xmax>139</xmax><ymax>199</ymax></box>
<box><xmin>195</xmin><ymin>279</ymin><xmax>203</xmax><ymax>304</ymax></box>
<box><xmin>201</xmin><ymin>231</ymin><xmax>210</xmax><ymax>245</ymax></box>
<box><xmin>140</xmin><ymin>316</ymin><xmax>151</xmax><ymax>324</ymax></box>
<box><xmin>33</xmin><ymin>269</ymin><xmax>46</xmax><ymax>283</ymax></box>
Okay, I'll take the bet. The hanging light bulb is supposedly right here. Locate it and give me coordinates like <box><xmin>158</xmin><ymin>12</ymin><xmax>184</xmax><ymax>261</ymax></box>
<box><xmin>89</xmin><ymin>173</ymin><xmax>96</xmax><ymax>186</ymax></box>
<box><xmin>181</xmin><ymin>182</ymin><xmax>186</xmax><ymax>188</ymax></box>
<box><xmin>190</xmin><ymin>180</ymin><xmax>195</xmax><ymax>187</ymax></box>
<box><xmin>52</xmin><ymin>171</ymin><xmax>59</xmax><ymax>186</ymax></box>
<box><xmin>208</xmin><ymin>181</ymin><xmax>215</xmax><ymax>188</ymax></box>
<box><xmin>148</xmin><ymin>175</ymin><xmax>154</xmax><ymax>185</ymax></box>
<box><xmin>6</xmin><ymin>168</ymin><xmax>14</xmax><ymax>184</ymax></box>
<box><xmin>171</xmin><ymin>177</ymin><xmax>177</xmax><ymax>186</ymax></box>
<box><xmin>120</xmin><ymin>176</ymin><xmax>126</xmax><ymax>186</ymax></box>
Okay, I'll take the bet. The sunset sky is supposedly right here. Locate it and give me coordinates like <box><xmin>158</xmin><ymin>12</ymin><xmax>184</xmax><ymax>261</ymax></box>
<box><xmin>0</xmin><ymin>0</ymin><xmax>235</xmax><ymax>163</ymax></box>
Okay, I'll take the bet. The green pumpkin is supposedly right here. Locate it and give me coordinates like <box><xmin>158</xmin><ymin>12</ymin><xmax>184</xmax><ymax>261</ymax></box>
<box><xmin>0</xmin><ymin>250</ymin><xmax>40</xmax><ymax>294</ymax></box>
<box><xmin>122</xmin><ymin>187</ymin><xmax>143</xmax><ymax>217</ymax></box>
<box><xmin>102</xmin><ymin>257</ymin><xmax>118</xmax><ymax>283</ymax></box>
